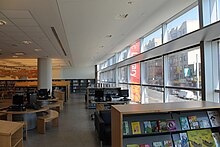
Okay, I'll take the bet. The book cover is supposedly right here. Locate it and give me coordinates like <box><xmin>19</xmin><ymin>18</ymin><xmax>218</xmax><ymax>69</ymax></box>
<box><xmin>139</xmin><ymin>144</ymin><xmax>150</xmax><ymax>147</ymax></box>
<box><xmin>158</xmin><ymin>120</ymin><xmax>168</xmax><ymax>132</ymax></box>
<box><xmin>164</xmin><ymin>140</ymin><xmax>173</xmax><ymax>147</ymax></box>
<box><xmin>152</xmin><ymin>141</ymin><xmax>163</xmax><ymax>147</ymax></box>
<box><xmin>179</xmin><ymin>133</ymin><xmax>189</xmax><ymax>147</ymax></box>
<box><xmin>187</xmin><ymin>129</ymin><xmax>215</xmax><ymax>147</ymax></box>
<box><xmin>127</xmin><ymin>144</ymin><xmax>139</xmax><ymax>147</ymax></box>
<box><xmin>174</xmin><ymin>140</ymin><xmax>181</xmax><ymax>147</ymax></box>
<box><xmin>179</xmin><ymin>116</ymin><xmax>190</xmax><ymax>130</ymax></box>
<box><xmin>188</xmin><ymin>116</ymin><xmax>199</xmax><ymax>129</ymax></box>
<box><xmin>199</xmin><ymin>119</ymin><xmax>211</xmax><ymax>128</ymax></box>
<box><xmin>207</xmin><ymin>110</ymin><xmax>220</xmax><ymax>127</ymax></box>
<box><xmin>143</xmin><ymin>121</ymin><xmax>152</xmax><ymax>134</ymax></box>
<box><xmin>131</xmin><ymin>122</ymin><xmax>141</xmax><ymax>134</ymax></box>
<box><xmin>123</xmin><ymin>121</ymin><xmax>130</xmax><ymax>135</ymax></box>
<box><xmin>212</xmin><ymin>132</ymin><xmax>220</xmax><ymax>147</ymax></box>
<box><xmin>166</xmin><ymin>120</ymin><xmax>176</xmax><ymax>131</ymax></box>
<box><xmin>151</xmin><ymin>120</ymin><xmax>159</xmax><ymax>133</ymax></box>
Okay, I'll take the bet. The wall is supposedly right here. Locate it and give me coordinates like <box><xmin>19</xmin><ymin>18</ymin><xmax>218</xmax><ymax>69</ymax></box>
<box><xmin>59</xmin><ymin>65</ymin><xmax>95</xmax><ymax>79</ymax></box>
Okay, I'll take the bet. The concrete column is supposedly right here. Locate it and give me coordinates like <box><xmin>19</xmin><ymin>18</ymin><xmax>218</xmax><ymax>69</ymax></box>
<box><xmin>37</xmin><ymin>58</ymin><xmax>52</xmax><ymax>95</ymax></box>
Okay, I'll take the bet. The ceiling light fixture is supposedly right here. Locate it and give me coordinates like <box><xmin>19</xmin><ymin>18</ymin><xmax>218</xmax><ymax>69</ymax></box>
<box><xmin>22</xmin><ymin>40</ymin><xmax>32</xmax><ymax>45</ymax></box>
<box><xmin>0</xmin><ymin>20</ymin><xmax>7</xmax><ymax>26</ymax></box>
<box><xmin>34</xmin><ymin>48</ymin><xmax>42</xmax><ymax>52</ymax></box>
<box><xmin>115</xmin><ymin>14</ymin><xmax>128</xmax><ymax>20</ymax></box>
<box><xmin>128</xmin><ymin>1</ymin><xmax>133</xmax><ymax>4</ymax></box>
<box><xmin>14</xmin><ymin>52</ymin><xmax>25</xmax><ymax>56</ymax></box>
<box><xmin>106</xmin><ymin>34</ymin><xmax>112</xmax><ymax>38</ymax></box>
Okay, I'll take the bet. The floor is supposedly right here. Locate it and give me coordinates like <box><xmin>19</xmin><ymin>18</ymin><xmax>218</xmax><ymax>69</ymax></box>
<box><xmin>24</xmin><ymin>94</ymin><xmax>107</xmax><ymax>147</ymax></box>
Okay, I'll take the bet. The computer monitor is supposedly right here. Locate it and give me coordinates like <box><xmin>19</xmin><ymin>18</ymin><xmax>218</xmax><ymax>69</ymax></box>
<box><xmin>95</xmin><ymin>89</ymin><xmax>104</xmax><ymax>102</ymax></box>
<box><xmin>13</xmin><ymin>95</ymin><xmax>24</xmax><ymax>105</ymax></box>
<box><xmin>38</xmin><ymin>89</ymin><xmax>48</xmax><ymax>99</ymax></box>
<box><xmin>120</xmin><ymin>89</ymin><xmax>130</xmax><ymax>101</ymax></box>
<box><xmin>29</xmin><ymin>93</ymin><xmax>37</xmax><ymax>104</ymax></box>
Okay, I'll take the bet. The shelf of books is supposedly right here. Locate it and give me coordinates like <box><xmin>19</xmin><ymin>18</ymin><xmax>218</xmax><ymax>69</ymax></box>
<box><xmin>111</xmin><ymin>101</ymin><xmax>220</xmax><ymax>147</ymax></box>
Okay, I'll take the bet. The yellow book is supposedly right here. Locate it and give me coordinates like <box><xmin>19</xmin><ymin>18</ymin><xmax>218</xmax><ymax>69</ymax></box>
<box><xmin>131</xmin><ymin>121</ymin><xmax>141</xmax><ymax>134</ymax></box>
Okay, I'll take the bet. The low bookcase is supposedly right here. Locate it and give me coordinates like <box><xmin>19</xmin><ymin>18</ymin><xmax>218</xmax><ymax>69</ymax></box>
<box><xmin>111</xmin><ymin>101</ymin><xmax>220</xmax><ymax>147</ymax></box>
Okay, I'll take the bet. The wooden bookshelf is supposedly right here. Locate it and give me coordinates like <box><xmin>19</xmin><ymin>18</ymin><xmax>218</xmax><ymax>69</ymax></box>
<box><xmin>111</xmin><ymin>101</ymin><xmax>220</xmax><ymax>147</ymax></box>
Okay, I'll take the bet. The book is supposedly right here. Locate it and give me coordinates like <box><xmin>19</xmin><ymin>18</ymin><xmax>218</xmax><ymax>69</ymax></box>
<box><xmin>179</xmin><ymin>133</ymin><xmax>189</xmax><ymax>147</ymax></box>
<box><xmin>123</xmin><ymin>121</ymin><xmax>130</xmax><ymax>135</ymax></box>
<box><xmin>152</xmin><ymin>141</ymin><xmax>163</xmax><ymax>147</ymax></box>
<box><xmin>174</xmin><ymin>140</ymin><xmax>181</xmax><ymax>147</ymax></box>
<box><xmin>158</xmin><ymin>120</ymin><xmax>168</xmax><ymax>132</ymax></box>
<box><xmin>166</xmin><ymin>120</ymin><xmax>176</xmax><ymax>131</ymax></box>
<box><xmin>199</xmin><ymin>119</ymin><xmax>211</xmax><ymax>128</ymax></box>
<box><xmin>139</xmin><ymin>144</ymin><xmax>150</xmax><ymax>147</ymax></box>
<box><xmin>127</xmin><ymin>144</ymin><xmax>139</xmax><ymax>147</ymax></box>
<box><xmin>207</xmin><ymin>110</ymin><xmax>220</xmax><ymax>127</ymax></box>
<box><xmin>179</xmin><ymin>116</ymin><xmax>190</xmax><ymax>130</ymax></box>
<box><xmin>164</xmin><ymin>140</ymin><xmax>173</xmax><ymax>147</ymax></box>
<box><xmin>187</xmin><ymin>129</ymin><xmax>215</xmax><ymax>147</ymax></box>
<box><xmin>143</xmin><ymin>121</ymin><xmax>152</xmax><ymax>133</ymax></box>
<box><xmin>212</xmin><ymin>132</ymin><xmax>220</xmax><ymax>147</ymax></box>
<box><xmin>131</xmin><ymin>122</ymin><xmax>141</xmax><ymax>134</ymax></box>
<box><xmin>151</xmin><ymin>120</ymin><xmax>159</xmax><ymax>133</ymax></box>
<box><xmin>188</xmin><ymin>116</ymin><xmax>199</xmax><ymax>129</ymax></box>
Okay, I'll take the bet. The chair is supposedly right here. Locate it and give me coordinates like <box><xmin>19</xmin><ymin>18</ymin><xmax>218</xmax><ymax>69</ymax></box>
<box><xmin>94</xmin><ymin>110</ymin><xmax>111</xmax><ymax>146</ymax></box>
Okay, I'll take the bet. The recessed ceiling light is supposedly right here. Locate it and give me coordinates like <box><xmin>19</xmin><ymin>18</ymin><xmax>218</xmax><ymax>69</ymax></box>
<box><xmin>0</xmin><ymin>20</ymin><xmax>7</xmax><ymax>26</ymax></box>
<box><xmin>15</xmin><ymin>52</ymin><xmax>25</xmax><ymax>56</ymax></box>
<box><xmin>128</xmin><ymin>1</ymin><xmax>133</xmax><ymax>4</ymax></box>
<box><xmin>100</xmin><ymin>45</ymin><xmax>104</xmax><ymax>48</ymax></box>
<box><xmin>106</xmin><ymin>34</ymin><xmax>112</xmax><ymax>38</ymax></box>
<box><xmin>12</xmin><ymin>55</ymin><xmax>18</xmax><ymax>58</ymax></box>
<box><xmin>22</xmin><ymin>40</ymin><xmax>32</xmax><ymax>45</ymax></box>
<box><xmin>115</xmin><ymin>14</ymin><xmax>128</xmax><ymax>20</ymax></box>
<box><xmin>34</xmin><ymin>48</ymin><xmax>42</xmax><ymax>52</ymax></box>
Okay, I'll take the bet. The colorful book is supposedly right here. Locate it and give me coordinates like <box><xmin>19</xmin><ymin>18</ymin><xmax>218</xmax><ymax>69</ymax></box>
<box><xmin>166</xmin><ymin>120</ymin><xmax>176</xmax><ymax>131</ymax></box>
<box><xmin>187</xmin><ymin>129</ymin><xmax>215</xmax><ymax>147</ymax></box>
<box><xmin>152</xmin><ymin>141</ymin><xmax>163</xmax><ymax>147</ymax></box>
<box><xmin>179</xmin><ymin>133</ymin><xmax>189</xmax><ymax>147</ymax></box>
<box><xmin>199</xmin><ymin>119</ymin><xmax>211</xmax><ymax>128</ymax></box>
<box><xmin>143</xmin><ymin>121</ymin><xmax>152</xmax><ymax>133</ymax></box>
<box><xmin>127</xmin><ymin>144</ymin><xmax>139</xmax><ymax>147</ymax></box>
<box><xmin>188</xmin><ymin>116</ymin><xmax>199</xmax><ymax>129</ymax></box>
<box><xmin>151</xmin><ymin>120</ymin><xmax>159</xmax><ymax>133</ymax></box>
<box><xmin>207</xmin><ymin>110</ymin><xmax>220</xmax><ymax>127</ymax></box>
<box><xmin>139</xmin><ymin>144</ymin><xmax>150</xmax><ymax>147</ymax></box>
<box><xmin>212</xmin><ymin>132</ymin><xmax>220</xmax><ymax>147</ymax></box>
<box><xmin>179</xmin><ymin>116</ymin><xmax>190</xmax><ymax>130</ymax></box>
<box><xmin>164</xmin><ymin>140</ymin><xmax>173</xmax><ymax>147</ymax></box>
<box><xmin>174</xmin><ymin>140</ymin><xmax>181</xmax><ymax>147</ymax></box>
<box><xmin>123</xmin><ymin>121</ymin><xmax>129</xmax><ymax>135</ymax></box>
<box><xmin>131</xmin><ymin>122</ymin><xmax>141</xmax><ymax>134</ymax></box>
<box><xmin>158</xmin><ymin>120</ymin><xmax>168</xmax><ymax>132</ymax></box>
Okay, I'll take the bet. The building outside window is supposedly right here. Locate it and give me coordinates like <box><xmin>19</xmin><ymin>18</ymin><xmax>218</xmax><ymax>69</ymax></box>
<box><xmin>117</xmin><ymin>47</ymin><xmax>129</xmax><ymax>62</ymax></box>
<box><xmin>166</xmin><ymin>47</ymin><xmax>202</xmax><ymax>102</ymax></box>
<box><xmin>141</xmin><ymin>57</ymin><xmax>163</xmax><ymax>103</ymax></box>
<box><xmin>164</xmin><ymin>5</ymin><xmax>199</xmax><ymax>42</ymax></box>
<box><xmin>118</xmin><ymin>66</ymin><xmax>128</xmax><ymax>83</ymax></box>
<box><xmin>141</xmin><ymin>28</ymin><xmax>162</xmax><ymax>53</ymax></box>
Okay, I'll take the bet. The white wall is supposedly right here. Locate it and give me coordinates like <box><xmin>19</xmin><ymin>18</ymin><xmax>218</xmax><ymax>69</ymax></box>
<box><xmin>59</xmin><ymin>65</ymin><xmax>95</xmax><ymax>79</ymax></box>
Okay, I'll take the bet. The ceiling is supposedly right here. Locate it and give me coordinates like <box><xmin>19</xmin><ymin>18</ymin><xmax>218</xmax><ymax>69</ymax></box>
<box><xmin>0</xmin><ymin>0</ymin><xmax>196</xmax><ymax>70</ymax></box>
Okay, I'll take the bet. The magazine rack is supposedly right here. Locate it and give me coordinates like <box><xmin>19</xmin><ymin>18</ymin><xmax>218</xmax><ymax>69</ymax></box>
<box><xmin>111</xmin><ymin>101</ymin><xmax>220</xmax><ymax>147</ymax></box>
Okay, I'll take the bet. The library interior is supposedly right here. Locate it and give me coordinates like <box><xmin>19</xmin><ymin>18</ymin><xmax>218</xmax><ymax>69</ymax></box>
<box><xmin>0</xmin><ymin>0</ymin><xmax>220</xmax><ymax>147</ymax></box>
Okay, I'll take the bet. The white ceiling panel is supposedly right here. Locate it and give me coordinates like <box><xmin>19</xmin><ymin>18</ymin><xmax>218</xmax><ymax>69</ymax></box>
<box><xmin>11</xmin><ymin>18</ymin><xmax>38</xmax><ymax>27</ymax></box>
<box><xmin>1</xmin><ymin>10</ymin><xmax>32</xmax><ymax>19</ymax></box>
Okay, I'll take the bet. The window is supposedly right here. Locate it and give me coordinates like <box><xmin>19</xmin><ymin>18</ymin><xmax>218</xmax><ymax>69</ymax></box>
<box><xmin>128</xmin><ymin>40</ymin><xmax>141</xmax><ymax>58</ymax></box>
<box><xmin>141</xmin><ymin>86</ymin><xmax>163</xmax><ymax>103</ymax></box>
<box><xmin>129</xmin><ymin>85</ymin><xmax>141</xmax><ymax>102</ymax></box>
<box><xmin>164</xmin><ymin>6</ymin><xmax>199</xmax><ymax>42</ymax></box>
<box><xmin>118</xmin><ymin>47</ymin><xmax>129</xmax><ymax>62</ymax></box>
<box><xmin>141</xmin><ymin>28</ymin><xmax>162</xmax><ymax>53</ymax></box>
<box><xmin>129</xmin><ymin>63</ymin><xmax>140</xmax><ymax>84</ymax></box>
<box><xmin>142</xmin><ymin>58</ymin><xmax>163</xmax><ymax>85</ymax></box>
<box><xmin>118</xmin><ymin>66</ymin><xmax>128</xmax><ymax>83</ymax></box>
<box><xmin>203</xmin><ymin>0</ymin><xmax>220</xmax><ymax>25</ymax></box>
<box><xmin>167</xmin><ymin>47</ymin><xmax>201</xmax><ymax>88</ymax></box>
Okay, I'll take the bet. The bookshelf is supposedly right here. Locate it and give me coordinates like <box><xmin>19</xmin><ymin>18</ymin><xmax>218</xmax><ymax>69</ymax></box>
<box><xmin>111</xmin><ymin>101</ymin><xmax>220</xmax><ymax>147</ymax></box>
<box><xmin>68</xmin><ymin>79</ymin><xmax>95</xmax><ymax>94</ymax></box>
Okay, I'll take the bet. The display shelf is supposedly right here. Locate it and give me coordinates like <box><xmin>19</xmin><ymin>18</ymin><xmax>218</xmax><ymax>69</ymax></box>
<box><xmin>66</xmin><ymin>79</ymin><xmax>95</xmax><ymax>94</ymax></box>
<box><xmin>111</xmin><ymin>101</ymin><xmax>220</xmax><ymax>147</ymax></box>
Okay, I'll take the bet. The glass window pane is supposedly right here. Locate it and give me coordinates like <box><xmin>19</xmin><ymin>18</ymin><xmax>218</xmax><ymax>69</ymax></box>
<box><xmin>118</xmin><ymin>84</ymin><xmax>128</xmax><ymax>89</ymax></box>
<box><xmin>142</xmin><ymin>58</ymin><xmax>163</xmax><ymax>85</ymax></box>
<box><xmin>141</xmin><ymin>28</ymin><xmax>162</xmax><ymax>52</ymax></box>
<box><xmin>118</xmin><ymin>47</ymin><xmax>129</xmax><ymax>62</ymax></box>
<box><xmin>119</xmin><ymin>66</ymin><xmax>128</xmax><ymax>83</ymax></box>
<box><xmin>164</xmin><ymin>6</ymin><xmax>199</xmax><ymax>42</ymax></box>
<box><xmin>167</xmin><ymin>88</ymin><xmax>202</xmax><ymax>102</ymax></box>
<box><xmin>128</xmin><ymin>40</ymin><xmax>141</xmax><ymax>58</ymax></box>
<box><xmin>141</xmin><ymin>86</ymin><xmax>163</xmax><ymax>103</ymax></box>
<box><xmin>129</xmin><ymin>85</ymin><xmax>141</xmax><ymax>102</ymax></box>
<box><xmin>129</xmin><ymin>63</ymin><xmax>140</xmax><ymax>84</ymax></box>
<box><xmin>167</xmin><ymin>47</ymin><xmax>201</xmax><ymax>88</ymax></box>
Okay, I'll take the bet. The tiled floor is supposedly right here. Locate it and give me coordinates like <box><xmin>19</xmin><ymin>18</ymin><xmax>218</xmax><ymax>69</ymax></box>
<box><xmin>24</xmin><ymin>94</ymin><xmax>106</xmax><ymax>147</ymax></box>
